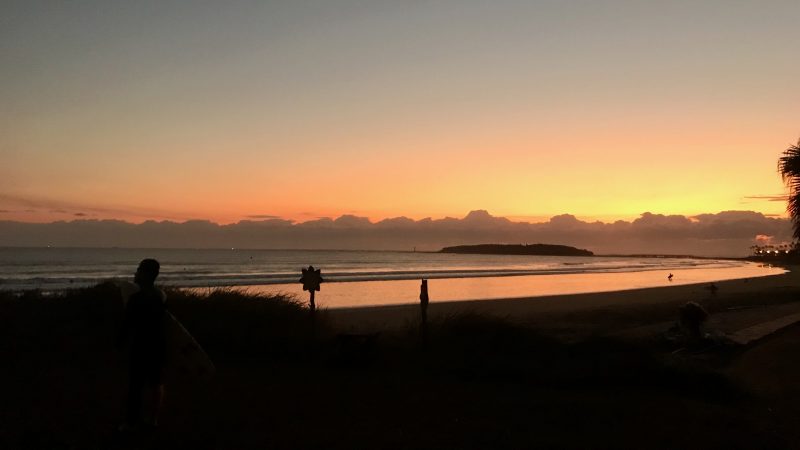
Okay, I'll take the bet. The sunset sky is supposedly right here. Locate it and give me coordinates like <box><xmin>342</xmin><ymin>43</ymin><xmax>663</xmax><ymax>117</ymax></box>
<box><xmin>2</xmin><ymin>0</ymin><xmax>798</xmax><ymax>224</ymax></box>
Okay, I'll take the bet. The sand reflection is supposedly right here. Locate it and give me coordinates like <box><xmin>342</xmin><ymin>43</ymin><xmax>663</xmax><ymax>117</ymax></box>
<box><xmin>245</xmin><ymin>262</ymin><xmax>785</xmax><ymax>309</ymax></box>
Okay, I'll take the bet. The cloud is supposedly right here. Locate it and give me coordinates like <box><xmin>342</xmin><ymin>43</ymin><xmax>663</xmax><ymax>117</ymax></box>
<box><xmin>744</xmin><ymin>195</ymin><xmax>789</xmax><ymax>202</ymax></box>
<box><xmin>0</xmin><ymin>193</ymin><xmax>80</xmax><ymax>211</ymax></box>
<box><xmin>0</xmin><ymin>193</ymin><xmax>188</xmax><ymax>221</ymax></box>
<box><xmin>755</xmin><ymin>234</ymin><xmax>773</xmax><ymax>245</ymax></box>
<box><xmin>376</xmin><ymin>217</ymin><xmax>417</xmax><ymax>228</ymax></box>
<box><xmin>245</xmin><ymin>214</ymin><xmax>282</xmax><ymax>219</ymax></box>
<box><xmin>333</xmin><ymin>215</ymin><xmax>372</xmax><ymax>228</ymax></box>
<box><xmin>73</xmin><ymin>213</ymin><xmax>88</xmax><ymax>217</ymax></box>
<box><xmin>0</xmin><ymin>210</ymin><xmax>791</xmax><ymax>257</ymax></box>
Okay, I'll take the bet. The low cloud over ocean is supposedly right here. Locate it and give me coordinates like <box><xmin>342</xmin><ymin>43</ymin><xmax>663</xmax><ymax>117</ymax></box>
<box><xmin>0</xmin><ymin>210</ymin><xmax>790</xmax><ymax>257</ymax></box>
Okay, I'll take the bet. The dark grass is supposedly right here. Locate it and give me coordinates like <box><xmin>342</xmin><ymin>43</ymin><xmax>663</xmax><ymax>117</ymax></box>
<box><xmin>386</xmin><ymin>313</ymin><xmax>744</xmax><ymax>403</ymax></box>
<box><xmin>0</xmin><ymin>284</ymin><xmax>789</xmax><ymax>449</ymax></box>
<box><xmin>163</xmin><ymin>287</ymin><xmax>330</xmax><ymax>361</ymax></box>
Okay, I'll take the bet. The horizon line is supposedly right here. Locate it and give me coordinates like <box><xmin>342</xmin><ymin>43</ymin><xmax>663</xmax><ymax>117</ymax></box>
<box><xmin>0</xmin><ymin>208</ymin><xmax>788</xmax><ymax>227</ymax></box>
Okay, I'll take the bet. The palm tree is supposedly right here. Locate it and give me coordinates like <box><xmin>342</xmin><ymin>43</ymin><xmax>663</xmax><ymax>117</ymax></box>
<box><xmin>778</xmin><ymin>139</ymin><xmax>800</xmax><ymax>239</ymax></box>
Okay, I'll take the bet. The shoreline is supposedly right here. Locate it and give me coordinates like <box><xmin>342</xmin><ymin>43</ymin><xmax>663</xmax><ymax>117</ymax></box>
<box><xmin>255</xmin><ymin>262</ymin><xmax>784</xmax><ymax>309</ymax></box>
<box><xmin>328</xmin><ymin>268</ymin><xmax>800</xmax><ymax>334</ymax></box>
<box><xmin>1</xmin><ymin>261</ymin><xmax>783</xmax><ymax>308</ymax></box>
<box><xmin>0</xmin><ymin>247</ymin><xmax>753</xmax><ymax>293</ymax></box>
<box><xmin>0</xmin><ymin>264</ymin><xmax>758</xmax><ymax>293</ymax></box>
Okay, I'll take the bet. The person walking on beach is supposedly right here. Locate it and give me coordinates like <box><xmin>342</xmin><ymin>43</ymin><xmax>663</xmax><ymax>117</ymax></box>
<box><xmin>117</xmin><ymin>258</ymin><xmax>167</xmax><ymax>431</ymax></box>
<box><xmin>420</xmin><ymin>279</ymin><xmax>430</xmax><ymax>344</ymax></box>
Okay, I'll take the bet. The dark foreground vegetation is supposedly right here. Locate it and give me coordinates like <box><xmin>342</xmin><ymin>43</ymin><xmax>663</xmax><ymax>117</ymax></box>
<box><xmin>1</xmin><ymin>284</ymin><xmax>798</xmax><ymax>449</ymax></box>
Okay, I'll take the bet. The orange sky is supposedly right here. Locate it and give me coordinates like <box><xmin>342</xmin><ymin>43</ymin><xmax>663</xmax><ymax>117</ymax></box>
<box><xmin>1</xmin><ymin>1</ymin><xmax>798</xmax><ymax>224</ymax></box>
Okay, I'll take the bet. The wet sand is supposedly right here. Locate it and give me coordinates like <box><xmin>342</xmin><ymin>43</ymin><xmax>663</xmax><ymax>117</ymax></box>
<box><xmin>329</xmin><ymin>267</ymin><xmax>800</xmax><ymax>336</ymax></box>
<box><xmin>250</xmin><ymin>261</ymin><xmax>782</xmax><ymax>308</ymax></box>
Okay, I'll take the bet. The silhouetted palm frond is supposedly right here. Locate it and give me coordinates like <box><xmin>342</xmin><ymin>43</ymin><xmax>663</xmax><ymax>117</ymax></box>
<box><xmin>778</xmin><ymin>140</ymin><xmax>800</xmax><ymax>238</ymax></box>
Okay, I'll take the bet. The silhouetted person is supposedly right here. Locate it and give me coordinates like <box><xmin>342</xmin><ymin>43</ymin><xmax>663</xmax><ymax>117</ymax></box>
<box><xmin>667</xmin><ymin>273</ymin><xmax>674</xmax><ymax>282</ymax></box>
<box><xmin>420</xmin><ymin>279</ymin><xmax>429</xmax><ymax>308</ymax></box>
<box><xmin>679</xmin><ymin>301</ymin><xmax>709</xmax><ymax>341</ymax></box>
<box><xmin>420</xmin><ymin>279</ymin><xmax>429</xmax><ymax>344</ymax></box>
<box><xmin>118</xmin><ymin>258</ymin><xmax>167</xmax><ymax>431</ymax></box>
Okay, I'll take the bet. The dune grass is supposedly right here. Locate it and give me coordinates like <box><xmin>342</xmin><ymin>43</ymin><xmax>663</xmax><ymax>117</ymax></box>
<box><xmin>0</xmin><ymin>283</ymin><xmax>329</xmax><ymax>363</ymax></box>
<box><xmin>0</xmin><ymin>283</ymin><xmax>782</xmax><ymax>449</ymax></box>
<box><xmin>163</xmin><ymin>287</ymin><xmax>328</xmax><ymax>360</ymax></box>
<box><xmin>0</xmin><ymin>283</ymin><xmax>741</xmax><ymax>392</ymax></box>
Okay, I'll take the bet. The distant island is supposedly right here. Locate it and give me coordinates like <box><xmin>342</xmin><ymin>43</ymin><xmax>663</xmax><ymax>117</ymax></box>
<box><xmin>439</xmin><ymin>244</ymin><xmax>594</xmax><ymax>257</ymax></box>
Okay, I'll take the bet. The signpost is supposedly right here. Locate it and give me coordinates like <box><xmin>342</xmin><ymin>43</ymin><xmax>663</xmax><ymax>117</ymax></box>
<box><xmin>299</xmin><ymin>265</ymin><xmax>323</xmax><ymax>312</ymax></box>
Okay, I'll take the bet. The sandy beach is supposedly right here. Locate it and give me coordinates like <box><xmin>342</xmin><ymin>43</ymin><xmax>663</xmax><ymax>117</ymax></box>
<box><xmin>4</xmin><ymin>267</ymin><xmax>800</xmax><ymax>449</ymax></box>
<box><xmin>330</xmin><ymin>267</ymin><xmax>800</xmax><ymax>339</ymax></box>
<box><xmin>243</xmin><ymin>260</ymin><xmax>780</xmax><ymax>309</ymax></box>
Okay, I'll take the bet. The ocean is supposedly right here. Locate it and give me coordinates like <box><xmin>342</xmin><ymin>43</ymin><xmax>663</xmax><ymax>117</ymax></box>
<box><xmin>0</xmin><ymin>247</ymin><xmax>745</xmax><ymax>289</ymax></box>
<box><xmin>0</xmin><ymin>247</ymin><xmax>782</xmax><ymax>307</ymax></box>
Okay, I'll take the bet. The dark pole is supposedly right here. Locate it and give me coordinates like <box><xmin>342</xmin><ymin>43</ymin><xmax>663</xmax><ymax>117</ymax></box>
<box><xmin>309</xmin><ymin>289</ymin><xmax>316</xmax><ymax>341</ymax></box>
<box><xmin>420</xmin><ymin>279</ymin><xmax>429</xmax><ymax>346</ymax></box>
<box><xmin>300</xmin><ymin>265</ymin><xmax>323</xmax><ymax>340</ymax></box>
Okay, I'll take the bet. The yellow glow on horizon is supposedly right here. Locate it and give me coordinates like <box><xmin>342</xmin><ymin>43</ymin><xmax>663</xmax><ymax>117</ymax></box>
<box><xmin>3</xmin><ymin>1</ymin><xmax>799</xmax><ymax>228</ymax></box>
<box><xmin>2</xmin><ymin>66</ymin><xmax>795</xmax><ymax>225</ymax></box>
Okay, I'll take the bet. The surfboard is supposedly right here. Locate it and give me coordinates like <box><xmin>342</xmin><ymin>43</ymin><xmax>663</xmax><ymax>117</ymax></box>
<box><xmin>117</xmin><ymin>281</ymin><xmax>215</xmax><ymax>384</ymax></box>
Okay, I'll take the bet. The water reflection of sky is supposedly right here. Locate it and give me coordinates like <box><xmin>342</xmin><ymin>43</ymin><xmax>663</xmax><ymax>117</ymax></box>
<box><xmin>247</xmin><ymin>263</ymin><xmax>786</xmax><ymax>308</ymax></box>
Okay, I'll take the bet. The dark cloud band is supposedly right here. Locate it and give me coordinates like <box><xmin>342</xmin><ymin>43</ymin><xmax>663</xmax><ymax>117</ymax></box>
<box><xmin>0</xmin><ymin>210</ymin><xmax>790</xmax><ymax>257</ymax></box>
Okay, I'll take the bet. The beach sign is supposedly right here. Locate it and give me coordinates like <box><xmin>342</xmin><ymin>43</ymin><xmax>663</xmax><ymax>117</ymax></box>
<box><xmin>299</xmin><ymin>265</ymin><xmax>324</xmax><ymax>311</ymax></box>
<box><xmin>300</xmin><ymin>265</ymin><xmax>323</xmax><ymax>291</ymax></box>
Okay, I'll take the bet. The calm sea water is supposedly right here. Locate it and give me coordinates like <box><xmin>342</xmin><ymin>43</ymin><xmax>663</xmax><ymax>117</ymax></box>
<box><xmin>0</xmin><ymin>247</ymin><xmax>769</xmax><ymax>294</ymax></box>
